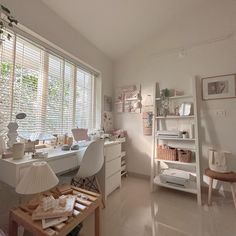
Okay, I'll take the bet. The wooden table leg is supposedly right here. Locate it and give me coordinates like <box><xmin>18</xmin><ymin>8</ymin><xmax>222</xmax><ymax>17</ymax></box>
<box><xmin>9</xmin><ymin>216</ymin><xmax>18</xmax><ymax>236</ymax></box>
<box><xmin>208</xmin><ymin>177</ymin><xmax>213</xmax><ymax>206</ymax></box>
<box><xmin>95</xmin><ymin>206</ymin><xmax>101</xmax><ymax>236</ymax></box>
<box><xmin>230</xmin><ymin>183</ymin><xmax>236</xmax><ymax>209</ymax></box>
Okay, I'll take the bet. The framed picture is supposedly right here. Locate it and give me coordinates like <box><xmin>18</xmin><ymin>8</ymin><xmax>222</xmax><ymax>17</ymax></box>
<box><xmin>202</xmin><ymin>74</ymin><xmax>236</xmax><ymax>100</ymax></box>
<box><xmin>104</xmin><ymin>95</ymin><xmax>112</xmax><ymax>112</ymax></box>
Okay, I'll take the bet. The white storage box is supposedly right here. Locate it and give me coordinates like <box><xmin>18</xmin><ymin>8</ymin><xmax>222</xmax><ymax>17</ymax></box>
<box><xmin>160</xmin><ymin>169</ymin><xmax>190</xmax><ymax>187</ymax></box>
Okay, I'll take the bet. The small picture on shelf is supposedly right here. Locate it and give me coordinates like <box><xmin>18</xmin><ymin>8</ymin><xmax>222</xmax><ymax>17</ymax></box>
<box><xmin>178</xmin><ymin>103</ymin><xmax>193</xmax><ymax>116</ymax></box>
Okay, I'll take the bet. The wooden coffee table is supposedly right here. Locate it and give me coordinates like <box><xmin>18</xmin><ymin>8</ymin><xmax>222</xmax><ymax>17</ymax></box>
<box><xmin>9</xmin><ymin>185</ymin><xmax>101</xmax><ymax>236</ymax></box>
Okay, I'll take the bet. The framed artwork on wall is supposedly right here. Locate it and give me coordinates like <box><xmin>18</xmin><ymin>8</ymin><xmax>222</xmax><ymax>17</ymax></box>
<box><xmin>202</xmin><ymin>74</ymin><xmax>236</xmax><ymax>100</ymax></box>
<box><xmin>104</xmin><ymin>95</ymin><xmax>112</xmax><ymax>112</ymax></box>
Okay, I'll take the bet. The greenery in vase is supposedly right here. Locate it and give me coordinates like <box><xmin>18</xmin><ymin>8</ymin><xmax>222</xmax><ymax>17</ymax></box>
<box><xmin>160</xmin><ymin>88</ymin><xmax>170</xmax><ymax>117</ymax></box>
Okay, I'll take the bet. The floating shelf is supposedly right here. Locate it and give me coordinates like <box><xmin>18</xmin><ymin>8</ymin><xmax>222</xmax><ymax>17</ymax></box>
<box><xmin>154</xmin><ymin>176</ymin><xmax>197</xmax><ymax>194</ymax></box>
<box><xmin>155</xmin><ymin>159</ymin><xmax>196</xmax><ymax>167</ymax></box>
<box><xmin>155</xmin><ymin>95</ymin><xmax>193</xmax><ymax>101</ymax></box>
<box><xmin>156</xmin><ymin>115</ymin><xmax>195</xmax><ymax>119</ymax></box>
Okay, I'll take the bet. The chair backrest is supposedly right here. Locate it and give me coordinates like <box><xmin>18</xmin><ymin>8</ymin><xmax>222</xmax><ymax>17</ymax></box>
<box><xmin>76</xmin><ymin>139</ymin><xmax>104</xmax><ymax>178</ymax></box>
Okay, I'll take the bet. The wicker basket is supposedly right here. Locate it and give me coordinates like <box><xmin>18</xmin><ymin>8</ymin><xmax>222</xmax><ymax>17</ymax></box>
<box><xmin>178</xmin><ymin>150</ymin><xmax>192</xmax><ymax>163</ymax></box>
<box><xmin>157</xmin><ymin>145</ymin><xmax>177</xmax><ymax>161</ymax></box>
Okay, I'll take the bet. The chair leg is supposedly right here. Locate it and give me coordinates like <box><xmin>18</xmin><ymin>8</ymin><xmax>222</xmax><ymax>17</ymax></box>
<box><xmin>208</xmin><ymin>177</ymin><xmax>213</xmax><ymax>206</ymax></box>
<box><xmin>95</xmin><ymin>176</ymin><xmax>105</xmax><ymax>208</ymax></box>
<box><xmin>230</xmin><ymin>183</ymin><xmax>236</xmax><ymax>209</ymax></box>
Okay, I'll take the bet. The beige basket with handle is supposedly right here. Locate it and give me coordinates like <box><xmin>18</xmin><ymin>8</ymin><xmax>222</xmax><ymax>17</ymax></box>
<box><xmin>157</xmin><ymin>145</ymin><xmax>177</xmax><ymax>161</ymax></box>
<box><xmin>178</xmin><ymin>150</ymin><xmax>192</xmax><ymax>163</ymax></box>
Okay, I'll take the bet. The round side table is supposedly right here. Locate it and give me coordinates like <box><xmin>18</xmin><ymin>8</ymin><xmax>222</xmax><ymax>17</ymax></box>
<box><xmin>205</xmin><ymin>168</ymin><xmax>236</xmax><ymax>208</ymax></box>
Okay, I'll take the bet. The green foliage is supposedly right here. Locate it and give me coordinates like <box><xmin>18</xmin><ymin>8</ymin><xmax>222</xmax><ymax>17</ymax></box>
<box><xmin>22</xmin><ymin>74</ymin><xmax>38</xmax><ymax>90</ymax></box>
<box><xmin>1</xmin><ymin>61</ymin><xmax>11</xmax><ymax>79</ymax></box>
<box><xmin>0</xmin><ymin>4</ymin><xmax>18</xmax><ymax>42</ymax></box>
<box><xmin>161</xmin><ymin>88</ymin><xmax>170</xmax><ymax>98</ymax></box>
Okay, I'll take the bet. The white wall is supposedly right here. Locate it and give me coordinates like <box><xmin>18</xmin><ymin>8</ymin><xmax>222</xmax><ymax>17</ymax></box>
<box><xmin>113</xmin><ymin>0</ymin><xmax>236</xmax><ymax>185</ymax></box>
<box><xmin>2</xmin><ymin>0</ymin><xmax>113</xmax><ymax>98</ymax></box>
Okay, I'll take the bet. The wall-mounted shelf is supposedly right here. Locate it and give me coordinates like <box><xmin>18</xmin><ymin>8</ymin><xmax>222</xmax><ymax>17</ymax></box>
<box><xmin>115</xmin><ymin>84</ymin><xmax>142</xmax><ymax>113</ymax></box>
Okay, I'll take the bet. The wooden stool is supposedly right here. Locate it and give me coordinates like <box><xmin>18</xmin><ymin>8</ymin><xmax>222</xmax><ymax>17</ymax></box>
<box><xmin>205</xmin><ymin>168</ymin><xmax>236</xmax><ymax>208</ymax></box>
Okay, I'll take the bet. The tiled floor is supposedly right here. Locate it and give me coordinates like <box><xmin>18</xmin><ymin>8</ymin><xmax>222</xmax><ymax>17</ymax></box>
<box><xmin>81</xmin><ymin>176</ymin><xmax>236</xmax><ymax>236</ymax></box>
<box><xmin>0</xmin><ymin>176</ymin><xmax>236</xmax><ymax>236</ymax></box>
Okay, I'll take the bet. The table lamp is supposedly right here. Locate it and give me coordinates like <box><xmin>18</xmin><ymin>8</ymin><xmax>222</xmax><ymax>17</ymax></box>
<box><xmin>16</xmin><ymin>161</ymin><xmax>59</xmax><ymax>208</ymax></box>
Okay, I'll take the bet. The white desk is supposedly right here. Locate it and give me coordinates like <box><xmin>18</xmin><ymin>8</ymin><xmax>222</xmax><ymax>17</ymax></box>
<box><xmin>0</xmin><ymin>148</ymin><xmax>87</xmax><ymax>188</ymax></box>
<box><xmin>0</xmin><ymin>140</ymin><xmax>123</xmax><ymax>191</ymax></box>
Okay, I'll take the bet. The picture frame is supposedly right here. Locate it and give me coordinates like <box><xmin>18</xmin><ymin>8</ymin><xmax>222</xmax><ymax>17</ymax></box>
<box><xmin>202</xmin><ymin>74</ymin><xmax>236</xmax><ymax>100</ymax></box>
<box><xmin>178</xmin><ymin>103</ymin><xmax>193</xmax><ymax>116</ymax></box>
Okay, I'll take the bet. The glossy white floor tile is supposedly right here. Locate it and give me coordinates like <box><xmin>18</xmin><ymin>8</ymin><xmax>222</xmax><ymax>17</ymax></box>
<box><xmin>81</xmin><ymin>177</ymin><xmax>236</xmax><ymax>236</ymax></box>
<box><xmin>0</xmin><ymin>177</ymin><xmax>236</xmax><ymax>236</ymax></box>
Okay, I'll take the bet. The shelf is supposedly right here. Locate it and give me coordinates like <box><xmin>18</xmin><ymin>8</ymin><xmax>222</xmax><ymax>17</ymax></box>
<box><xmin>154</xmin><ymin>176</ymin><xmax>197</xmax><ymax>194</ymax></box>
<box><xmin>155</xmin><ymin>95</ymin><xmax>193</xmax><ymax>101</ymax></box>
<box><xmin>156</xmin><ymin>137</ymin><xmax>195</xmax><ymax>141</ymax></box>
<box><xmin>155</xmin><ymin>159</ymin><xmax>196</xmax><ymax>166</ymax></box>
<box><xmin>156</xmin><ymin>115</ymin><xmax>194</xmax><ymax>119</ymax></box>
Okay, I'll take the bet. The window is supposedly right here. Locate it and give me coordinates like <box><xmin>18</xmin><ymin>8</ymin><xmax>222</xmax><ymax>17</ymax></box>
<box><xmin>0</xmin><ymin>31</ymin><xmax>96</xmax><ymax>136</ymax></box>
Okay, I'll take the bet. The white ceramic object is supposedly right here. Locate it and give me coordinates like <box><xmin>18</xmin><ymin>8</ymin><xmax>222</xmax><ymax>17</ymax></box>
<box><xmin>12</xmin><ymin>143</ymin><xmax>25</xmax><ymax>160</ymax></box>
<box><xmin>7</xmin><ymin>122</ymin><xmax>18</xmax><ymax>148</ymax></box>
<box><xmin>208</xmin><ymin>149</ymin><xmax>231</xmax><ymax>173</ymax></box>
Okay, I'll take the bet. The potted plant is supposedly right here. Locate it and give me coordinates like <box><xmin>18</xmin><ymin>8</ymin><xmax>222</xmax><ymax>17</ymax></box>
<box><xmin>160</xmin><ymin>88</ymin><xmax>170</xmax><ymax>116</ymax></box>
<box><xmin>0</xmin><ymin>4</ymin><xmax>18</xmax><ymax>42</ymax></box>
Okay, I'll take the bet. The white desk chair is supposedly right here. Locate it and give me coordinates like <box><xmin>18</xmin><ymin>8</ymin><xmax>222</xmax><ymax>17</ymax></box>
<box><xmin>71</xmin><ymin>139</ymin><xmax>105</xmax><ymax>206</ymax></box>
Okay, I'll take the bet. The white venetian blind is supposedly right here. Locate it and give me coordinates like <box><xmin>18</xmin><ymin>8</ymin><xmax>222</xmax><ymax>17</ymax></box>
<box><xmin>12</xmin><ymin>36</ymin><xmax>44</xmax><ymax>133</ymax></box>
<box><xmin>75</xmin><ymin>68</ymin><xmax>94</xmax><ymax>129</ymax></box>
<box><xmin>45</xmin><ymin>53</ymin><xmax>63</xmax><ymax>134</ymax></box>
<box><xmin>0</xmin><ymin>28</ymin><xmax>97</xmax><ymax>137</ymax></box>
<box><xmin>62</xmin><ymin>62</ymin><xmax>74</xmax><ymax>134</ymax></box>
<box><xmin>0</xmin><ymin>32</ymin><xmax>15</xmax><ymax>130</ymax></box>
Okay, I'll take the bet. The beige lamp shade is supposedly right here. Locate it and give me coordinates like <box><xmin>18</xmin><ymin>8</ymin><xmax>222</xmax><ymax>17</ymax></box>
<box><xmin>16</xmin><ymin>161</ymin><xmax>59</xmax><ymax>195</ymax></box>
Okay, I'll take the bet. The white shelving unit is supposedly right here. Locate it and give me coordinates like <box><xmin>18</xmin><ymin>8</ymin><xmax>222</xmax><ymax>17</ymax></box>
<box><xmin>151</xmin><ymin>78</ymin><xmax>202</xmax><ymax>205</ymax></box>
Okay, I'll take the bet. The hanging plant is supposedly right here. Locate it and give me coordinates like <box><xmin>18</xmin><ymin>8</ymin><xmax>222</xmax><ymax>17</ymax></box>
<box><xmin>0</xmin><ymin>4</ymin><xmax>18</xmax><ymax>42</ymax></box>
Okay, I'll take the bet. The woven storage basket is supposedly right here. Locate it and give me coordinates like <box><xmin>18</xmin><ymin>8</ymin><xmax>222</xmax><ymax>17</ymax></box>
<box><xmin>178</xmin><ymin>150</ymin><xmax>192</xmax><ymax>163</ymax></box>
<box><xmin>157</xmin><ymin>145</ymin><xmax>177</xmax><ymax>161</ymax></box>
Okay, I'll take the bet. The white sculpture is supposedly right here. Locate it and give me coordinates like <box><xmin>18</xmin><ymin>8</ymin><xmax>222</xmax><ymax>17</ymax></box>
<box><xmin>7</xmin><ymin>122</ymin><xmax>18</xmax><ymax>148</ymax></box>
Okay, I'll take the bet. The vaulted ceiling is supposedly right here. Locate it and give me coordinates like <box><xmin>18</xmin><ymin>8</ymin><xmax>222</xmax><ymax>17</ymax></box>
<box><xmin>41</xmin><ymin>0</ymin><xmax>235</xmax><ymax>60</ymax></box>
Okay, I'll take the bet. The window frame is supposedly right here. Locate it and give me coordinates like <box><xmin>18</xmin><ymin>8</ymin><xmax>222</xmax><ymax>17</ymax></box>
<box><xmin>0</xmin><ymin>29</ymin><xmax>99</xmax><ymax>135</ymax></box>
